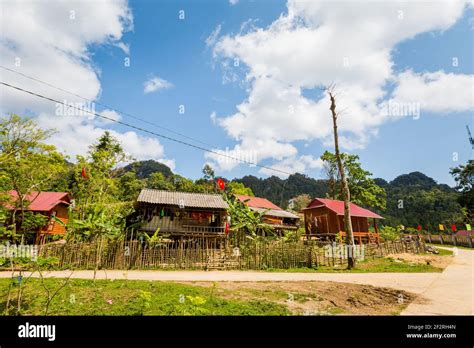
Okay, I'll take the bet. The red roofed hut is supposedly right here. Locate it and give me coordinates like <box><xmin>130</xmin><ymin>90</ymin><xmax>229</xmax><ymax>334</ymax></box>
<box><xmin>302</xmin><ymin>198</ymin><xmax>382</xmax><ymax>244</ymax></box>
<box><xmin>6</xmin><ymin>191</ymin><xmax>71</xmax><ymax>244</ymax></box>
<box><xmin>235</xmin><ymin>195</ymin><xmax>300</xmax><ymax>233</ymax></box>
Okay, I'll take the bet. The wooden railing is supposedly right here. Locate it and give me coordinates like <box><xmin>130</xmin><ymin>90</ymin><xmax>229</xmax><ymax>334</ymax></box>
<box><xmin>182</xmin><ymin>225</ymin><xmax>225</xmax><ymax>234</ymax></box>
<box><xmin>419</xmin><ymin>233</ymin><xmax>473</xmax><ymax>248</ymax></box>
<box><xmin>304</xmin><ymin>232</ymin><xmax>380</xmax><ymax>244</ymax></box>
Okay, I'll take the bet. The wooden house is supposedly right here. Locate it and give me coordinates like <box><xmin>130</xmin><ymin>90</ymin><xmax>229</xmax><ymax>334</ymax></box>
<box><xmin>6</xmin><ymin>191</ymin><xmax>71</xmax><ymax>244</ymax></box>
<box><xmin>136</xmin><ymin>189</ymin><xmax>229</xmax><ymax>238</ymax></box>
<box><xmin>235</xmin><ymin>195</ymin><xmax>300</xmax><ymax>233</ymax></box>
<box><xmin>302</xmin><ymin>198</ymin><xmax>382</xmax><ymax>244</ymax></box>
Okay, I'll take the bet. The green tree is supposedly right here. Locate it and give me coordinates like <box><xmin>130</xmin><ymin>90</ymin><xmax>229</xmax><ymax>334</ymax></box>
<box><xmin>119</xmin><ymin>171</ymin><xmax>145</xmax><ymax>201</ymax></box>
<box><xmin>68</xmin><ymin>132</ymin><xmax>132</xmax><ymax>241</ymax></box>
<box><xmin>320</xmin><ymin>151</ymin><xmax>386</xmax><ymax>211</ymax></box>
<box><xmin>173</xmin><ymin>175</ymin><xmax>197</xmax><ymax>192</ymax></box>
<box><xmin>227</xmin><ymin>181</ymin><xmax>254</xmax><ymax>196</ymax></box>
<box><xmin>288</xmin><ymin>194</ymin><xmax>311</xmax><ymax>212</ymax></box>
<box><xmin>450</xmin><ymin>160</ymin><xmax>473</xmax><ymax>221</ymax></box>
<box><xmin>72</xmin><ymin>131</ymin><xmax>130</xmax><ymax>216</ymax></box>
<box><xmin>147</xmin><ymin>172</ymin><xmax>175</xmax><ymax>191</ymax></box>
<box><xmin>202</xmin><ymin>164</ymin><xmax>215</xmax><ymax>181</ymax></box>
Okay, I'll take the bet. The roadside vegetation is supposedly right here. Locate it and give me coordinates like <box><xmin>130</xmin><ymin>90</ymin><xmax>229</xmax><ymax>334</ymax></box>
<box><xmin>0</xmin><ymin>278</ymin><xmax>289</xmax><ymax>316</ymax></box>
<box><xmin>265</xmin><ymin>252</ymin><xmax>451</xmax><ymax>273</ymax></box>
<box><xmin>0</xmin><ymin>277</ymin><xmax>415</xmax><ymax>316</ymax></box>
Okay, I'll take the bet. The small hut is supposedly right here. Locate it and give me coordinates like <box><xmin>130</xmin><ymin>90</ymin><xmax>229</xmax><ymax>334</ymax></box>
<box><xmin>5</xmin><ymin>191</ymin><xmax>71</xmax><ymax>244</ymax></box>
<box><xmin>302</xmin><ymin>198</ymin><xmax>382</xmax><ymax>244</ymax></box>
<box><xmin>235</xmin><ymin>195</ymin><xmax>300</xmax><ymax>234</ymax></box>
<box><xmin>135</xmin><ymin>189</ymin><xmax>229</xmax><ymax>238</ymax></box>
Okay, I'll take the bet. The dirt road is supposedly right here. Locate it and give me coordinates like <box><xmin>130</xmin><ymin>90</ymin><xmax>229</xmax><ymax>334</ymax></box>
<box><xmin>401</xmin><ymin>248</ymin><xmax>473</xmax><ymax>315</ymax></box>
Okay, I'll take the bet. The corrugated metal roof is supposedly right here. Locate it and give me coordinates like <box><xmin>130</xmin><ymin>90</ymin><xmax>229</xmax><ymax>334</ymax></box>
<box><xmin>137</xmin><ymin>189</ymin><xmax>228</xmax><ymax>209</ymax></box>
<box><xmin>235</xmin><ymin>195</ymin><xmax>282</xmax><ymax>210</ymax></box>
<box><xmin>7</xmin><ymin>191</ymin><xmax>70</xmax><ymax>211</ymax></box>
<box><xmin>304</xmin><ymin>198</ymin><xmax>383</xmax><ymax>219</ymax></box>
<box><xmin>236</xmin><ymin>195</ymin><xmax>299</xmax><ymax>219</ymax></box>
<box><xmin>250</xmin><ymin>207</ymin><xmax>300</xmax><ymax>219</ymax></box>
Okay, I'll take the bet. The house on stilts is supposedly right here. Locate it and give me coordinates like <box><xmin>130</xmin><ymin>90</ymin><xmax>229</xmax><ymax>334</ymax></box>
<box><xmin>134</xmin><ymin>189</ymin><xmax>229</xmax><ymax>239</ymax></box>
<box><xmin>302</xmin><ymin>198</ymin><xmax>382</xmax><ymax>244</ymax></box>
<box><xmin>235</xmin><ymin>194</ymin><xmax>300</xmax><ymax>234</ymax></box>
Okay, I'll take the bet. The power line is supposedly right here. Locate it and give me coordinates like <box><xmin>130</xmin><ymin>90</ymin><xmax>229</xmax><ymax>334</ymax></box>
<box><xmin>0</xmin><ymin>80</ymin><xmax>293</xmax><ymax>176</ymax></box>
<box><xmin>0</xmin><ymin>65</ymin><xmax>217</xmax><ymax>149</ymax></box>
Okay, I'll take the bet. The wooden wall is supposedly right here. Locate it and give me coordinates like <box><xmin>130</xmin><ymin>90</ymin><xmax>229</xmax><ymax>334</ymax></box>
<box><xmin>304</xmin><ymin>206</ymin><xmax>369</xmax><ymax>235</ymax></box>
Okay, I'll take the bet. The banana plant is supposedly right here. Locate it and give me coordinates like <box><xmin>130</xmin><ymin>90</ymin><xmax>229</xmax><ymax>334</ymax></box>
<box><xmin>224</xmin><ymin>194</ymin><xmax>274</xmax><ymax>240</ymax></box>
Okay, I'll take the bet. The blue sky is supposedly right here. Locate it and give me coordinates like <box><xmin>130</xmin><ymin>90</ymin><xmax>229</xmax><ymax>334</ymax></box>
<box><xmin>1</xmin><ymin>0</ymin><xmax>473</xmax><ymax>185</ymax></box>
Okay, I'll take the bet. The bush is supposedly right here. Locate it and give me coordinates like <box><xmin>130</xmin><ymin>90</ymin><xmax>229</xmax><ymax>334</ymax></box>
<box><xmin>380</xmin><ymin>226</ymin><xmax>401</xmax><ymax>241</ymax></box>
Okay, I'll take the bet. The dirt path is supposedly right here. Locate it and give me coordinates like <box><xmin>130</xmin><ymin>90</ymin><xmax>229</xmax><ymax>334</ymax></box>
<box><xmin>401</xmin><ymin>248</ymin><xmax>473</xmax><ymax>315</ymax></box>
<box><xmin>0</xmin><ymin>269</ymin><xmax>438</xmax><ymax>294</ymax></box>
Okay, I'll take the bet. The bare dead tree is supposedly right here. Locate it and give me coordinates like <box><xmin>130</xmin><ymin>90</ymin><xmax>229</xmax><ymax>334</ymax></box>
<box><xmin>327</xmin><ymin>86</ymin><xmax>356</xmax><ymax>268</ymax></box>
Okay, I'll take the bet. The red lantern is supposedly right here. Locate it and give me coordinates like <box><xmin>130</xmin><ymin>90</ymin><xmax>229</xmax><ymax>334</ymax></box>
<box><xmin>451</xmin><ymin>224</ymin><xmax>457</xmax><ymax>232</ymax></box>
<box><xmin>216</xmin><ymin>178</ymin><xmax>225</xmax><ymax>191</ymax></box>
<box><xmin>81</xmin><ymin>167</ymin><xmax>87</xmax><ymax>179</ymax></box>
<box><xmin>225</xmin><ymin>222</ymin><xmax>230</xmax><ymax>235</ymax></box>
<box><xmin>417</xmin><ymin>224</ymin><xmax>422</xmax><ymax>231</ymax></box>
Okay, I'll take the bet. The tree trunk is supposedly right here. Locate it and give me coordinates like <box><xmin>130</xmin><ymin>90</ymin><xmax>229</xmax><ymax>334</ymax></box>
<box><xmin>328</xmin><ymin>90</ymin><xmax>356</xmax><ymax>268</ymax></box>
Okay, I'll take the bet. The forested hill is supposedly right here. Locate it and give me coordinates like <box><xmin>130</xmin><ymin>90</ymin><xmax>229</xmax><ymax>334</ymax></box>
<box><xmin>236</xmin><ymin>171</ymin><xmax>462</xmax><ymax>230</ymax></box>
<box><xmin>121</xmin><ymin>160</ymin><xmax>174</xmax><ymax>179</ymax></box>
<box><xmin>234</xmin><ymin>173</ymin><xmax>329</xmax><ymax>208</ymax></box>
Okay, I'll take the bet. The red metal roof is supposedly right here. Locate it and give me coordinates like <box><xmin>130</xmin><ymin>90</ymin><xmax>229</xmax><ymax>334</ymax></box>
<box><xmin>305</xmin><ymin>198</ymin><xmax>383</xmax><ymax>219</ymax></box>
<box><xmin>235</xmin><ymin>195</ymin><xmax>282</xmax><ymax>210</ymax></box>
<box><xmin>7</xmin><ymin>191</ymin><xmax>70</xmax><ymax>212</ymax></box>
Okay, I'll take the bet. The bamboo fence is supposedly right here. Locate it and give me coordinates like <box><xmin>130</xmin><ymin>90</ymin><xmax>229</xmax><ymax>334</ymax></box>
<box><xmin>37</xmin><ymin>238</ymin><xmax>426</xmax><ymax>271</ymax></box>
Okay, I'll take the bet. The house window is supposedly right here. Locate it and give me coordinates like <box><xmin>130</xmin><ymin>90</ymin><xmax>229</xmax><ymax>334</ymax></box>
<box><xmin>48</xmin><ymin>211</ymin><xmax>57</xmax><ymax>231</ymax></box>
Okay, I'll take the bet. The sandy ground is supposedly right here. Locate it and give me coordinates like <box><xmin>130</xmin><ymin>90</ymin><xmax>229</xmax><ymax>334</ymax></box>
<box><xmin>388</xmin><ymin>252</ymin><xmax>453</xmax><ymax>269</ymax></box>
<box><xmin>179</xmin><ymin>280</ymin><xmax>412</xmax><ymax>315</ymax></box>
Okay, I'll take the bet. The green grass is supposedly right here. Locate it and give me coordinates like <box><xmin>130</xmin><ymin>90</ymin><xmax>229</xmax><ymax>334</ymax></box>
<box><xmin>265</xmin><ymin>256</ymin><xmax>444</xmax><ymax>273</ymax></box>
<box><xmin>422</xmin><ymin>248</ymin><xmax>453</xmax><ymax>256</ymax></box>
<box><xmin>0</xmin><ymin>278</ymin><xmax>290</xmax><ymax>316</ymax></box>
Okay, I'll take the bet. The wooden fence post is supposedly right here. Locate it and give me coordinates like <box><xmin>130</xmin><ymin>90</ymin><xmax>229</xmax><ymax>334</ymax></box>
<box><xmin>468</xmin><ymin>235</ymin><xmax>473</xmax><ymax>248</ymax></box>
<box><xmin>440</xmin><ymin>234</ymin><xmax>443</xmax><ymax>245</ymax></box>
<box><xmin>452</xmin><ymin>235</ymin><xmax>457</xmax><ymax>246</ymax></box>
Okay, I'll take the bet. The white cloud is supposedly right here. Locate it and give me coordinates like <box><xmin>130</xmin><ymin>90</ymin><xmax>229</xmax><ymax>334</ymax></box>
<box><xmin>206</xmin><ymin>24</ymin><xmax>222</xmax><ymax>47</ymax></box>
<box><xmin>208</xmin><ymin>0</ymin><xmax>471</xmax><ymax>175</ymax></box>
<box><xmin>210</xmin><ymin>111</ymin><xmax>218</xmax><ymax>124</ymax></box>
<box><xmin>391</xmin><ymin>70</ymin><xmax>474</xmax><ymax>113</ymax></box>
<box><xmin>98</xmin><ymin>109</ymin><xmax>122</xmax><ymax>124</ymax></box>
<box><xmin>0</xmin><ymin>0</ymin><xmax>174</xmax><ymax>167</ymax></box>
<box><xmin>37</xmin><ymin>112</ymin><xmax>174</xmax><ymax>169</ymax></box>
<box><xmin>259</xmin><ymin>155</ymin><xmax>324</xmax><ymax>178</ymax></box>
<box><xmin>143</xmin><ymin>75</ymin><xmax>173</xmax><ymax>94</ymax></box>
<box><xmin>229</xmin><ymin>0</ymin><xmax>239</xmax><ymax>5</ymax></box>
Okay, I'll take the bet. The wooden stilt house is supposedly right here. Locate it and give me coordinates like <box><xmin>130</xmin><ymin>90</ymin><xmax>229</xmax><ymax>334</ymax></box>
<box><xmin>302</xmin><ymin>198</ymin><xmax>382</xmax><ymax>244</ymax></box>
<box><xmin>135</xmin><ymin>189</ymin><xmax>229</xmax><ymax>239</ymax></box>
